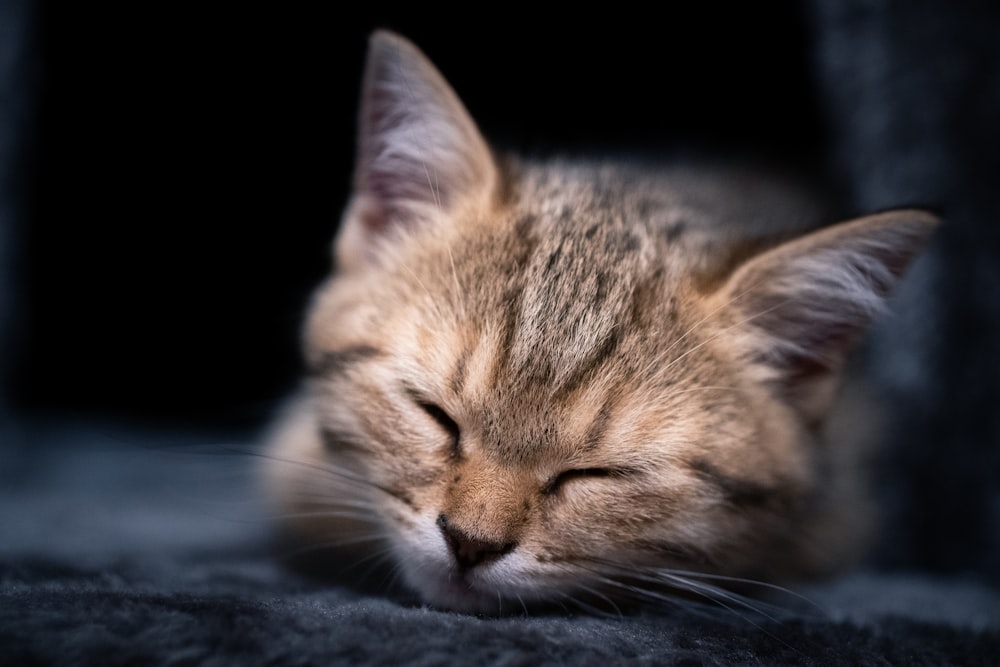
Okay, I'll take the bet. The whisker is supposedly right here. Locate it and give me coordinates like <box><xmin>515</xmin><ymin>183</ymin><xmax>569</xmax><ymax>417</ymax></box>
<box><xmin>579</xmin><ymin>572</ymin><xmax>698</xmax><ymax>615</ymax></box>
<box><xmin>655</xmin><ymin>296</ymin><xmax>797</xmax><ymax>379</ymax></box>
<box><xmin>377</xmin><ymin>558</ymin><xmax>412</xmax><ymax>601</ymax></box>
<box><xmin>646</xmin><ymin>568</ymin><xmax>830</xmax><ymax>617</ymax></box>
<box><xmin>637</xmin><ymin>270</ymin><xmax>802</xmax><ymax>385</ymax></box>
<box><xmin>572</xmin><ymin>557</ymin><xmax>815</xmax><ymax>619</ymax></box>
<box><xmin>230</xmin><ymin>445</ymin><xmax>414</xmax><ymax>507</ymax></box>
<box><xmin>659</xmin><ymin>573</ymin><xmax>787</xmax><ymax>624</ymax></box>
<box><xmin>551</xmin><ymin>589</ymin><xmax>619</xmax><ymax>619</ymax></box>
<box><xmin>598</xmin><ymin>567</ymin><xmax>810</xmax><ymax>656</ymax></box>
<box><xmin>264</xmin><ymin>508</ymin><xmax>380</xmax><ymax>524</ymax></box>
<box><xmin>209</xmin><ymin>444</ymin><xmax>371</xmax><ymax>488</ymax></box>
<box><xmin>278</xmin><ymin>483</ymin><xmax>375</xmax><ymax>504</ymax></box>
<box><xmin>353</xmin><ymin>544</ymin><xmax>400</xmax><ymax>584</ymax></box>
<box><xmin>515</xmin><ymin>593</ymin><xmax>530</xmax><ymax>617</ymax></box>
<box><xmin>272</xmin><ymin>532</ymin><xmax>387</xmax><ymax>563</ymax></box>
<box><xmin>637</xmin><ymin>278</ymin><xmax>765</xmax><ymax>379</ymax></box>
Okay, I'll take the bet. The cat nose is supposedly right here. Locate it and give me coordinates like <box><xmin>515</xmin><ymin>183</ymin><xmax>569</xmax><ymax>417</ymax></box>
<box><xmin>437</xmin><ymin>514</ymin><xmax>515</xmax><ymax>570</ymax></box>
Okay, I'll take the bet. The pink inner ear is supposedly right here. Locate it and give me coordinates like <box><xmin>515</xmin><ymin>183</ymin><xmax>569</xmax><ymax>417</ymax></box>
<box><xmin>360</xmin><ymin>81</ymin><xmax>442</xmax><ymax>211</ymax></box>
<box><xmin>747</xmin><ymin>293</ymin><xmax>863</xmax><ymax>373</ymax></box>
<box><xmin>347</xmin><ymin>31</ymin><xmax>497</xmax><ymax>247</ymax></box>
<box><xmin>721</xmin><ymin>211</ymin><xmax>939</xmax><ymax>406</ymax></box>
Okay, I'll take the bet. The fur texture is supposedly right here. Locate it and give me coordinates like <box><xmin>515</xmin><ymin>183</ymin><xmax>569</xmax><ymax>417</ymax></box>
<box><xmin>264</xmin><ymin>31</ymin><xmax>938</xmax><ymax>614</ymax></box>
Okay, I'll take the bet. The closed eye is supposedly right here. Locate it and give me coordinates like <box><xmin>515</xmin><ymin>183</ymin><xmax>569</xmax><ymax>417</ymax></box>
<box><xmin>417</xmin><ymin>400</ymin><xmax>461</xmax><ymax>458</ymax></box>
<box><xmin>541</xmin><ymin>468</ymin><xmax>633</xmax><ymax>495</ymax></box>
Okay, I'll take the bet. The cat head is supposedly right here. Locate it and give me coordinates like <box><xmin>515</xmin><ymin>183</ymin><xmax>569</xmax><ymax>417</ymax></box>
<box><xmin>277</xmin><ymin>31</ymin><xmax>938</xmax><ymax>614</ymax></box>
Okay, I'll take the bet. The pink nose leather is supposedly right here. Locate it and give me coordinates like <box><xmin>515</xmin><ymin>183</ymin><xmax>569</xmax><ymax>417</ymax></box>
<box><xmin>437</xmin><ymin>514</ymin><xmax>514</xmax><ymax>569</ymax></box>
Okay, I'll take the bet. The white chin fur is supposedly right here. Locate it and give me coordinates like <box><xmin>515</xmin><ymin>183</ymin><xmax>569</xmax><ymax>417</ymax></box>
<box><xmin>392</xmin><ymin>518</ymin><xmax>548</xmax><ymax>614</ymax></box>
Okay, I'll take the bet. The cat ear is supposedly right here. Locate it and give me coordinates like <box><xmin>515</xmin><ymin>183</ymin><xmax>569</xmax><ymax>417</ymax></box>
<box><xmin>716</xmin><ymin>210</ymin><xmax>939</xmax><ymax>420</ymax></box>
<box><xmin>337</xmin><ymin>31</ymin><xmax>497</xmax><ymax>269</ymax></box>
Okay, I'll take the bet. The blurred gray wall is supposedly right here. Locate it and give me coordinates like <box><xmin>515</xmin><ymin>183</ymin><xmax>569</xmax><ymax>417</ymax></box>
<box><xmin>0</xmin><ymin>0</ymin><xmax>37</xmax><ymax>424</ymax></box>
<box><xmin>0</xmin><ymin>0</ymin><xmax>35</xmax><ymax>424</ymax></box>
<box><xmin>808</xmin><ymin>0</ymin><xmax>1000</xmax><ymax>577</ymax></box>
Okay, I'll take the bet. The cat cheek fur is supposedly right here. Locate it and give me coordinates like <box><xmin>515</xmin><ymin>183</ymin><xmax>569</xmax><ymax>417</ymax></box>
<box><xmin>262</xmin><ymin>30</ymin><xmax>940</xmax><ymax>614</ymax></box>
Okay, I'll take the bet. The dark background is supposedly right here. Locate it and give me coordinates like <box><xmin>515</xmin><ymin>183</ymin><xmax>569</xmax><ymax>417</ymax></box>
<box><xmin>9</xmin><ymin>4</ymin><xmax>824</xmax><ymax>425</ymax></box>
<box><xmin>4</xmin><ymin>2</ymin><xmax>999</xmax><ymax>578</ymax></box>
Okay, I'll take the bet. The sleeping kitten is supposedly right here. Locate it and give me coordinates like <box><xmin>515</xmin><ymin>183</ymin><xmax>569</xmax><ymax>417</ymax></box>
<box><xmin>263</xmin><ymin>31</ymin><xmax>938</xmax><ymax>614</ymax></box>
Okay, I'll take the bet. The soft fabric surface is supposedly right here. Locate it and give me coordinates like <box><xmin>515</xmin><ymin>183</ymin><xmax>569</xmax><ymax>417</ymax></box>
<box><xmin>2</xmin><ymin>424</ymin><xmax>997</xmax><ymax>666</ymax></box>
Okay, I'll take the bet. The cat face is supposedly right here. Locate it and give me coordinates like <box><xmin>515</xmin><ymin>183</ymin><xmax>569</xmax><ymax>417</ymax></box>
<box><xmin>265</xmin><ymin>31</ymin><xmax>938</xmax><ymax>614</ymax></box>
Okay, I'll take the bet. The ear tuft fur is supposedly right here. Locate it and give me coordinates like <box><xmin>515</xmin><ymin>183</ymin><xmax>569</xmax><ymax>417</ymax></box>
<box><xmin>338</xmin><ymin>31</ymin><xmax>497</xmax><ymax>269</ymax></box>
<box><xmin>718</xmin><ymin>209</ymin><xmax>939</xmax><ymax>416</ymax></box>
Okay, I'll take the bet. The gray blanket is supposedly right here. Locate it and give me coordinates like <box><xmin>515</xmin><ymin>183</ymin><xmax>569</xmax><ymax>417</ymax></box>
<box><xmin>2</xmin><ymin>424</ymin><xmax>997</xmax><ymax>666</ymax></box>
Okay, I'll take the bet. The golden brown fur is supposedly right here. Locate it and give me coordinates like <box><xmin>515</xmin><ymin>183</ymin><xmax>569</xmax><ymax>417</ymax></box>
<box><xmin>263</xmin><ymin>31</ymin><xmax>938</xmax><ymax>614</ymax></box>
